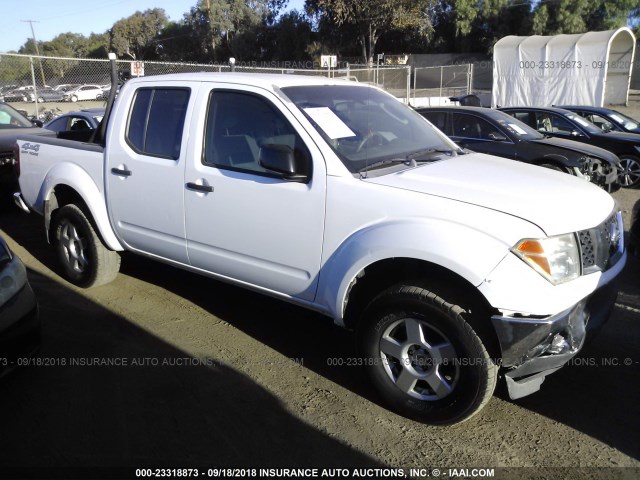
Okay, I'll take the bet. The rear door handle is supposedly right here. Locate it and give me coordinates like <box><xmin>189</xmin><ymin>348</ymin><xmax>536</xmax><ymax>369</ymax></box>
<box><xmin>111</xmin><ymin>168</ymin><xmax>132</xmax><ymax>177</ymax></box>
<box><xmin>186</xmin><ymin>182</ymin><xmax>214</xmax><ymax>193</ymax></box>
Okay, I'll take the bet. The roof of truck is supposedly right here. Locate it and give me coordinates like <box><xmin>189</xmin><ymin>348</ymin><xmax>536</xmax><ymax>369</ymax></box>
<box><xmin>125</xmin><ymin>72</ymin><xmax>363</xmax><ymax>90</ymax></box>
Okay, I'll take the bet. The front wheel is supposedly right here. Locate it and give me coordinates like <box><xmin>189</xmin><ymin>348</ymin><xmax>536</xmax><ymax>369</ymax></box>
<box><xmin>52</xmin><ymin>204</ymin><xmax>120</xmax><ymax>288</ymax></box>
<box><xmin>358</xmin><ymin>285</ymin><xmax>497</xmax><ymax>425</ymax></box>
<box><xmin>70</xmin><ymin>95</ymin><xmax>78</xmax><ymax>102</ymax></box>
<box><xmin>618</xmin><ymin>155</ymin><xmax>640</xmax><ymax>188</ymax></box>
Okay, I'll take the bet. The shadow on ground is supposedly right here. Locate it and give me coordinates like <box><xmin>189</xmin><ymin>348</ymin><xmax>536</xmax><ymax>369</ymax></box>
<box><xmin>0</xmin><ymin>264</ymin><xmax>383</xmax><ymax>469</ymax></box>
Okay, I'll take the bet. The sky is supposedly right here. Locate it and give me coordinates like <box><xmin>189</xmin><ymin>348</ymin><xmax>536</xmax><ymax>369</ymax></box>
<box><xmin>0</xmin><ymin>0</ymin><xmax>306</xmax><ymax>53</ymax></box>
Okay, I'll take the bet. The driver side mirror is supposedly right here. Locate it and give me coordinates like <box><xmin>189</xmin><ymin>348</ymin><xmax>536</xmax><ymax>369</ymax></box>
<box><xmin>259</xmin><ymin>144</ymin><xmax>310</xmax><ymax>183</ymax></box>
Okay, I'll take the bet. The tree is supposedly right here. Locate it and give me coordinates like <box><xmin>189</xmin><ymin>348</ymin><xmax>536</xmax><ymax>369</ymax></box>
<box><xmin>109</xmin><ymin>8</ymin><xmax>168</xmax><ymax>60</ymax></box>
<box><xmin>475</xmin><ymin>0</ymin><xmax>534</xmax><ymax>53</ymax></box>
<box><xmin>263</xmin><ymin>10</ymin><xmax>313</xmax><ymax>61</ymax></box>
<box><xmin>307</xmin><ymin>0</ymin><xmax>435</xmax><ymax>64</ymax></box>
<box><xmin>197</xmin><ymin>0</ymin><xmax>270</xmax><ymax>59</ymax></box>
<box><xmin>532</xmin><ymin>0</ymin><xmax>639</xmax><ymax>35</ymax></box>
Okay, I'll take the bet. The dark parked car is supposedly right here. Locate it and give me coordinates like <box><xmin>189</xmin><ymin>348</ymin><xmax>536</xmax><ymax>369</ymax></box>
<box><xmin>44</xmin><ymin>108</ymin><xmax>105</xmax><ymax>133</ymax></box>
<box><xmin>556</xmin><ymin>105</ymin><xmax>640</xmax><ymax>135</ymax></box>
<box><xmin>501</xmin><ymin>106</ymin><xmax>640</xmax><ymax>187</ymax></box>
<box><xmin>0</xmin><ymin>102</ymin><xmax>54</xmax><ymax>195</ymax></box>
<box><xmin>0</xmin><ymin>234</ymin><xmax>40</xmax><ymax>378</ymax></box>
<box><xmin>417</xmin><ymin>106</ymin><xmax>620</xmax><ymax>189</ymax></box>
<box><xmin>1</xmin><ymin>90</ymin><xmax>28</xmax><ymax>103</ymax></box>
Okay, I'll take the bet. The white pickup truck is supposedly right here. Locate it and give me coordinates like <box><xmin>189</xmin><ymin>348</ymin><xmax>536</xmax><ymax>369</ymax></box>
<box><xmin>14</xmin><ymin>71</ymin><xmax>626</xmax><ymax>425</ymax></box>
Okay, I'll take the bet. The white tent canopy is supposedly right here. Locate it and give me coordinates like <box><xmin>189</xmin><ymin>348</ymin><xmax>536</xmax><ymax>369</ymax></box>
<box><xmin>492</xmin><ymin>28</ymin><xmax>636</xmax><ymax>108</ymax></box>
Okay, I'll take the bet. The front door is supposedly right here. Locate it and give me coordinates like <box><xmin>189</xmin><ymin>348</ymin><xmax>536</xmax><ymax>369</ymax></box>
<box><xmin>183</xmin><ymin>86</ymin><xmax>326</xmax><ymax>301</ymax></box>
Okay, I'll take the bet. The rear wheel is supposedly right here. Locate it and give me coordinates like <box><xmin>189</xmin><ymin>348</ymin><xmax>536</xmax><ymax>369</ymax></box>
<box><xmin>37</xmin><ymin>97</ymin><xmax>44</xmax><ymax>103</ymax></box>
<box><xmin>358</xmin><ymin>285</ymin><xmax>497</xmax><ymax>425</ymax></box>
<box><xmin>618</xmin><ymin>155</ymin><xmax>640</xmax><ymax>188</ymax></box>
<box><xmin>52</xmin><ymin>204</ymin><xmax>120</xmax><ymax>288</ymax></box>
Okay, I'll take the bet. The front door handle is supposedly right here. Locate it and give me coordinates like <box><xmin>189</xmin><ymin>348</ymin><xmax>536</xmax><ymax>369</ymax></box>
<box><xmin>111</xmin><ymin>167</ymin><xmax>132</xmax><ymax>177</ymax></box>
<box><xmin>186</xmin><ymin>182</ymin><xmax>214</xmax><ymax>193</ymax></box>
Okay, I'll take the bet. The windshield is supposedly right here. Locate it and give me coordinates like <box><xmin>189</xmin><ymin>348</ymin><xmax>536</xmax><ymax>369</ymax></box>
<box><xmin>0</xmin><ymin>103</ymin><xmax>33</xmax><ymax>128</ymax></box>
<box><xmin>564</xmin><ymin>113</ymin><xmax>601</xmax><ymax>134</ymax></box>
<box><xmin>493</xmin><ymin>113</ymin><xmax>543</xmax><ymax>140</ymax></box>
<box><xmin>281</xmin><ymin>85</ymin><xmax>458</xmax><ymax>174</ymax></box>
<box><xmin>608</xmin><ymin>111</ymin><xmax>639</xmax><ymax>131</ymax></box>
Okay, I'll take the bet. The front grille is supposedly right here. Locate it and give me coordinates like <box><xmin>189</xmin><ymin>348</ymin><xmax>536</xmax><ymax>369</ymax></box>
<box><xmin>578</xmin><ymin>211</ymin><xmax>624</xmax><ymax>274</ymax></box>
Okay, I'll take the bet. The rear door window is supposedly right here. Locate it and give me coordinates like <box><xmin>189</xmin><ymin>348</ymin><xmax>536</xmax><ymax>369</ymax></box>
<box><xmin>126</xmin><ymin>88</ymin><xmax>190</xmax><ymax>160</ymax></box>
<box><xmin>423</xmin><ymin>111</ymin><xmax>450</xmax><ymax>135</ymax></box>
<box><xmin>452</xmin><ymin>113</ymin><xmax>496</xmax><ymax>140</ymax></box>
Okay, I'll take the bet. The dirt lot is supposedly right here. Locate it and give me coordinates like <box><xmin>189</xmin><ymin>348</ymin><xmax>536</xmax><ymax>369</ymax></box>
<box><xmin>0</xmin><ymin>103</ymin><xmax>639</xmax><ymax>480</ymax></box>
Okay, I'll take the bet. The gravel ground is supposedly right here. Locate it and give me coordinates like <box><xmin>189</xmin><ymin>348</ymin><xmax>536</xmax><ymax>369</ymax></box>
<box><xmin>0</xmin><ymin>99</ymin><xmax>639</xmax><ymax>480</ymax></box>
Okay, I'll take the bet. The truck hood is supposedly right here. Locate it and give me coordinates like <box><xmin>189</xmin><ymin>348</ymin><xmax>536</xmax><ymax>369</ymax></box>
<box><xmin>531</xmin><ymin>137</ymin><xmax>620</xmax><ymax>165</ymax></box>
<box><xmin>364</xmin><ymin>152</ymin><xmax>614</xmax><ymax>236</ymax></box>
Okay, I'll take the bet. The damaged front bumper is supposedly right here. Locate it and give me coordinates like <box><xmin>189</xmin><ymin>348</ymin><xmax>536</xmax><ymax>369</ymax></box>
<box><xmin>575</xmin><ymin>157</ymin><xmax>620</xmax><ymax>189</ymax></box>
<box><xmin>491</xmin><ymin>280</ymin><xmax>618</xmax><ymax>400</ymax></box>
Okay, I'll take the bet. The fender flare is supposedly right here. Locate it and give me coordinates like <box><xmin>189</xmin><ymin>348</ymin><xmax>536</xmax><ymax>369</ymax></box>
<box><xmin>40</xmin><ymin>163</ymin><xmax>123</xmax><ymax>251</ymax></box>
<box><xmin>316</xmin><ymin>219</ymin><xmax>516</xmax><ymax>326</ymax></box>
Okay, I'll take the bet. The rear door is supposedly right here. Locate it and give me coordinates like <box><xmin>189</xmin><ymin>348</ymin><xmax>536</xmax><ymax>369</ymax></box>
<box><xmin>183</xmin><ymin>85</ymin><xmax>326</xmax><ymax>301</ymax></box>
<box><xmin>106</xmin><ymin>83</ymin><xmax>196</xmax><ymax>264</ymax></box>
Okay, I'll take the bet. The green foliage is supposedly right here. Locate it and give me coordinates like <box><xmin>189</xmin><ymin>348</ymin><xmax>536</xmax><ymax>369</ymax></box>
<box><xmin>264</xmin><ymin>10</ymin><xmax>313</xmax><ymax>60</ymax></box>
<box><xmin>109</xmin><ymin>8</ymin><xmax>168</xmax><ymax>60</ymax></box>
<box><xmin>6</xmin><ymin>0</ymin><xmax>640</xmax><ymax>65</ymax></box>
<box><xmin>309</xmin><ymin>0</ymin><xmax>435</xmax><ymax>64</ymax></box>
<box><xmin>532</xmin><ymin>0</ymin><xmax>639</xmax><ymax>35</ymax></box>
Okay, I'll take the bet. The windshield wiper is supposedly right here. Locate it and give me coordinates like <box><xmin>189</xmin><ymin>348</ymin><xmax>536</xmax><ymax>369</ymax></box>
<box><xmin>407</xmin><ymin>147</ymin><xmax>462</xmax><ymax>159</ymax></box>
<box><xmin>358</xmin><ymin>147</ymin><xmax>459</xmax><ymax>174</ymax></box>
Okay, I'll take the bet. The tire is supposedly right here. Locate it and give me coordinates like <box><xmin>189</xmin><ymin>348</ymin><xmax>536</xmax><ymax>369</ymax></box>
<box><xmin>37</xmin><ymin>97</ymin><xmax>44</xmax><ymax>103</ymax></box>
<box><xmin>618</xmin><ymin>155</ymin><xmax>640</xmax><ymax>188</ymax></box>
<box><xmin>52</xmin><ymin>204</ymin><xmax>120</xmax><ymax>288</ymax></box>
<box><xmin>358</xmin><ymin>285</ymin><xmax>497</xmax><ymax>425</ymax></box>
<box><xmin>71</xmin><ymin>95</ymin><xmax>78</xmax><ymax>102</ymax></box>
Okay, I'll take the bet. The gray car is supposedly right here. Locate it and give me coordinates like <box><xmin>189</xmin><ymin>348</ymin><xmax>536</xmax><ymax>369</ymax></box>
<box><xmin>44</xmin><ymin>108</ymin><xmax>105</xmax><ymax>133</ymax></box>
<box><xmin>0</xmin><ymin>234</ymin><xmax>40</xmax><ymax>378</ymax></box>
<box><xmin>26</xmin><ymin>88</ymin><xmax>65</xmax><ymax>103</ymax></box>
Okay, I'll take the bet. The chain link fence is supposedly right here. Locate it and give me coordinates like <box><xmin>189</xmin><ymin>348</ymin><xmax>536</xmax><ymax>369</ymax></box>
<box><xmin>0</xmin><ymin>53</ymin><xmax>412</xmax><ymax>119</ymax></box>
<box><xmin>411</xmin><ymin>64</ymin><xmax>473</xmax><ymax>107</ymax></box>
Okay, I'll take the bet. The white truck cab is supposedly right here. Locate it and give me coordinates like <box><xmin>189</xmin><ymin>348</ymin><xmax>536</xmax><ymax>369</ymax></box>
<box><xmin>14</xmin><ymin>72</ymin><xmax>626</xmax><ymax>424</ymax></box>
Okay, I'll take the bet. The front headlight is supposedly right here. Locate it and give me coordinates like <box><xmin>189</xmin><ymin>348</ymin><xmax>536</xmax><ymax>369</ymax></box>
<box><xmin>512</xmin><ymin>233</ymin><xmax>581</xmax><ymax>285</ymax></box>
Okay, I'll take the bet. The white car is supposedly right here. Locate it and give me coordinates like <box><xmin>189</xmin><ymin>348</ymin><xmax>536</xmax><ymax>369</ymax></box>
<box><xmin>63</xmin><ymin>85</ymin><xmax>103</xmax><ymax>102</ymax></box>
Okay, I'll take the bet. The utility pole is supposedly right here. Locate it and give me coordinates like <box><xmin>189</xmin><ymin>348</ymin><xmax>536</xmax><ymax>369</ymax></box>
<box><xmin>21</xmin><ymin>20</ymin><xmax>46</xmax><ymax>86</ymax></box>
